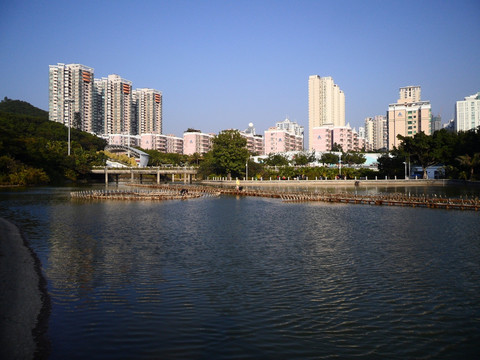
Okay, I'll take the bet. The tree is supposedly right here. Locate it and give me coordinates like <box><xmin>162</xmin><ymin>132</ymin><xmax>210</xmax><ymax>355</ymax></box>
<box><xmin>456</xmin><ymin>153</ymin><xmax>480</xmax><ymax>180</ymax></box>
<box><xmin>246</xmin><ymin>159</ymin><xmax>264</xmax><ymax>179</ymax></box>
<box><xmin>377</xmin><ymin>153</ymin><xmax>405</xmax><ymax>179</ymax></box>
<box><xmin>293</xmin><ymin>152</ymin><xmax>315</xmax><ymax>166</ymax></box>
<box><xmin>73</xmin><ymin>112</ymin><xmax>82</xmax><ymax>129</ymax></box>
<box><xmin>0</xmin><ymin>97</ymin><xmax>48</xmax><ymax>117</ymax></box>
<box><xmin>264</xmin><ymin>153</ymin><xmax>290</xmax><ymax>166</ymax></box>
<box><xmin>210</xmin><ymin>130</ymin><xmax>249</xmax><ymax>179</ymax></box>
<box><xmin>188</xmin><ymin>152</ymin><xmax>202</xmax><ymax>166</ymax></box>
<box><xmin>341</xmin><ymin>152</ymin><xmax>366</xmax><ymax>165</ymax></box>
<box><xmin>320</xmin><ymin>152</ymin><xmax>339</xmax><ymax>165</ymax></box>
<box><xmin>398</xmin><ymin>132</ymin><xmax>438</xmax><ymax>179</ymax></box>
<box><xmin>0</xmin><ymin>101</ymin><xmax>107</xmax><ymax>184</ymax></box>
<box><xmin>331</xmin><ymin>143</ymin><xmax>343</xmax><ymax>152</ymax></box>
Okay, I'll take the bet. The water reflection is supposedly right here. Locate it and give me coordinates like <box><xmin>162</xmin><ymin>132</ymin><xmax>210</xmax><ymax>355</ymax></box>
<box><xmin>0</xmin><ymin>187</ymin><xmax>479</xmax><ymax>359</ymax></box>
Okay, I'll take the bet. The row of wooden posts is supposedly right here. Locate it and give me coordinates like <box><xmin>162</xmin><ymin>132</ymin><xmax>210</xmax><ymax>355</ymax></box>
<box><xmin>71</xmin><ymin>184</ymin><xmax>479</xmax><ymax>211</ymax></box>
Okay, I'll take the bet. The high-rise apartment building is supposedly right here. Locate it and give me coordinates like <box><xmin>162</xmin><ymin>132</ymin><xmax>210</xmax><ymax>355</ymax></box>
<box><xmin>106</xmin><ymin>74</ymin><xmax>133</xmax><ymax>135</ymax></box>
<box><xmin>49</xmin><ymin>63</ymin><xmax>94</xmax><ymax>132</ymax></box>
<box><xmin>387</xmin><ymin>86</ymin><xmax>431</xmax><ymax>149</ymax></box>
<box><xmin>455</xmin><ymin>92</ymin><xmax>480</xmax><ymax>132</ymax></box>
<box><xmin>93</xmin><ymin>77</ymin><xmax>107</xmax><ymax>134</ymax></box>
<box><xmin>431</xmin><ymin>114</ymin><xmax>442</xmax><ymax>133</ymax></box>
<box><xmin>308</xmin><ymin>75</ymin><xmax>345</xmax><ymax>149</ymax></box>
<box><xmin>133</xmin><ymin>88</ymin><xmax>163</xmax><ymax>135</ymax></box>
<box><xmin>364</xmin><ymin>115</ymin><xmax>387</xmax><ymax>151</ymax></box>
<box><xmin>50</xmin><ymin>63</ymin><xmax>163</xmax><ymax>138</ymax></box>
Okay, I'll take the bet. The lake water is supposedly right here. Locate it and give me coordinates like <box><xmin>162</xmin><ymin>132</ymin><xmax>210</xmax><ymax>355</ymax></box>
<box><xmin>1</xmin><ymin>185</ymin><xmax>479</xmax><ymax>359</ymax></box>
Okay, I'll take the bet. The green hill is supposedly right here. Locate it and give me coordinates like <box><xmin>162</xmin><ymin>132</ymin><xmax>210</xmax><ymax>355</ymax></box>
<box><xmin>0</xmin><ymin>97</ymin><xmax>48</xmax><ymax>118</ymax></box>
<box><xmin>0</xmin><ymin>98</ymin><xmax>107</xmax><ymax>185</ymax></box>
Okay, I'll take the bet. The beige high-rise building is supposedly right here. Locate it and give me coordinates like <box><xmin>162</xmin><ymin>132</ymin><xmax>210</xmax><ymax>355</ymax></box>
<box><xmin>387</xmin><ymin>86</ymin><xmax>431</xmax><ymax>149</ymax></box>
<box><xmin>399</xmin><ymin>86</ymin><xmax>421</xmax><ymax>103</ymax></box>
<box><xmin>49</xmin><ymin>63</ymin><xmax>94</xmax><ymax>132</ymax></box>
<box><xmin>308</xmin><ymin>75</ymin><xmax>345</xmax><ymax>150</ymax></box>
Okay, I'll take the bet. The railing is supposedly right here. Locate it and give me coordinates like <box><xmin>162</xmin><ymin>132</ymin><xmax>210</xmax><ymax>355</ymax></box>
<box><xmin>92</xmin><ymin>166</ymin><xmax>198</xmax><ymax>171</ymax></box>
<box><xmin>206</xmin><ymin>176</ymin><xmax>441</xmax><ymax>182</ymax></box>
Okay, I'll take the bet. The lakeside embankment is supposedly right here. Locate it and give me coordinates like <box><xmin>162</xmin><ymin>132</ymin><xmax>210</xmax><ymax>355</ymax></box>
<box><xmin>0</xmin><ymin>218</ymin><xmax>50</xmax><ymax>360</ymax></box>
<box><xmin>201</xmin><ymin>178</ymin><xmax>476</xmax><ymax>187</ymax></box>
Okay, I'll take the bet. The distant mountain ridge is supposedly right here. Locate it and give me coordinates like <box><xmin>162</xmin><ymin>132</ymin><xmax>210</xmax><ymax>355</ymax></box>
<box><xmin>0</xmin><ymin>97</ymin><xmax>48</xmax><ymax>117</ymax></box>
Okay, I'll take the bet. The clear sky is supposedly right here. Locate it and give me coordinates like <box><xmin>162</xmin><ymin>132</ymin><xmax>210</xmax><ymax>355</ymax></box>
<box><xmin>1</xmin><ymin>0</ymin><xmax>479</xmax><ymax>140</ymax></box>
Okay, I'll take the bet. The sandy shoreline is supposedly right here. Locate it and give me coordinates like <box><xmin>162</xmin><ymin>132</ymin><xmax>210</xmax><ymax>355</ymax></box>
<box><xmin>0</xmin><ymin>218</ymin><xmax>50</xmax><ymax>360</ymax></box>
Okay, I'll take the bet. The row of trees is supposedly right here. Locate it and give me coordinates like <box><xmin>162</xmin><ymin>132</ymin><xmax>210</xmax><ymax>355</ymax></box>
<box><xmin>188</xmin><ymin>128</ymin><xmax>480</xmax><ymax>181</ymax></box>
<box><xmin>379</xmin><ymin>129</ymin><xmax>480</xmax><ymax>180</ymax></box>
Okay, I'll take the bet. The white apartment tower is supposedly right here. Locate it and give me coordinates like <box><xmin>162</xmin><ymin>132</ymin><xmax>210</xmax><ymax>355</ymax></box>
<box><xmin>455</xmin><ymin>92</ymin><xmax>480</xmax><ymax>132</ymax></box>
<box><xmin>101</xmin><ymin>74</ymin><xmax>133</xmax><ymax>135</ymax></box>
<box><xmin>49</xmin><ymin>63</ymin><xmax>94</xmax><ymax>132</ymax></box>
<box><xmin>308</xmin><ymin>75</ymin><xmax>345</xmax><ymax>150</ymax></box>
<box><xmin>133</xmin><ymin>88</ymin><xmax>163</xmax><ymax>135</ymax></box>
<box><xmin>364</xmin><ymin>115</ymin><xmax>387</xmax><ymax>151</ymax></box>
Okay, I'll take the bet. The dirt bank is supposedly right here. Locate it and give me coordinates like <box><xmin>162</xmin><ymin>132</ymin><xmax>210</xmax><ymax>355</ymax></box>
<box><xmin>0</xmin><ymin>218</ymin><xmax>50</xmax><ymax>359</ymax></box>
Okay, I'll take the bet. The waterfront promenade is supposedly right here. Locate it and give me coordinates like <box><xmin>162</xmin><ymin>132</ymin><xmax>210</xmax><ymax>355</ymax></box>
<box><xmin>202</xmin><ymin>178</ymin><xmax>461</xmax><ymax>187</ymax></box>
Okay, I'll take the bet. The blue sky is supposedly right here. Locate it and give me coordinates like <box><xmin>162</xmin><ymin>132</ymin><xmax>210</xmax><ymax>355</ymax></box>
<box><xmin>1</xmin><ymin>0</ymin><xmax>479</xmax><ymax>139</ymax></box>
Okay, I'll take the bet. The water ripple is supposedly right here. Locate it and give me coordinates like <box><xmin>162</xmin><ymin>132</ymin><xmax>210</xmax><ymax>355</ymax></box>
<box><xmin>2</xmin><ymin>190</ymin><xmax>480</xmax><ymax>359</ymax></box>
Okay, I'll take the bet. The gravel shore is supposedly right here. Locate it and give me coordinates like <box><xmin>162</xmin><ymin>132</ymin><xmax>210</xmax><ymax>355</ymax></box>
<box><xmin>0</xmin><ymin>218</ymin><xmax>50</xmax><ymax>360</ymax></box>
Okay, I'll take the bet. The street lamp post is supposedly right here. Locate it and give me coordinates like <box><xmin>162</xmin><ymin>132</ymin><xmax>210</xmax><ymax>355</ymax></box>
<box><xmin>65</xmin><ymin>98</ymin><xmax>74</xmax><ymax>156</ymax></box>
<box><xmin>339</xmin><ymin>155</ymin><xmax>342</xmax><ymax>178</ymax></box>
<box><xmin>245</xmin><ymin>160</ymin><xmax>248</xmax><ymax>180</ymax></box>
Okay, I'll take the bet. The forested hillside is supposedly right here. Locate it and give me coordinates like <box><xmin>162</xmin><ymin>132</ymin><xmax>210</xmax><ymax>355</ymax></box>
<box><xmin>0</xmin><ymin>98</ymin><xmax>107</xmax><ymax>185</ymax></box>
<box><xmin>0</xmin><ymin>97</ymin><xmax>48</xmax><ymax>117</ymax></box>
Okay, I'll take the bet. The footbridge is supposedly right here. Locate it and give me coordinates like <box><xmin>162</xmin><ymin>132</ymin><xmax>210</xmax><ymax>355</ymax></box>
<box><xmin>104</xmin><ymin>145</ymin><xmax>150</xmax><ymax>167</ymax></box>
<box><xmin>91</xmin><ymin>166</ymin><xmax>198</xmax><ymax>185</ymax></box>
